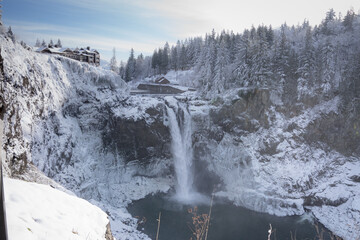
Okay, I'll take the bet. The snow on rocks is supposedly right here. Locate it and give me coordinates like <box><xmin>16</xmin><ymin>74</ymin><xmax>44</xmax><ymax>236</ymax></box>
<box><xmin>4</xmin><ymin>178</ymin><xmax>111</xmax><ymax>240</ymax></box>
<box><xmin>1</xmin><ymin>36</ymin><xmax>163</xmax><ymax>240</ymax></box>
<box><xmin>191</xmin><ymin>89</ymin><xmax>360</xmax><ymax>239</ymax></box>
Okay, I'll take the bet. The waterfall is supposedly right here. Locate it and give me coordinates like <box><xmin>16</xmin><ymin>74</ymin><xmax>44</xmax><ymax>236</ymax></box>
<box><xmin>166</xmin><ymin>99</ymin><xmax>195</xmax><ymax>202</ymax></box>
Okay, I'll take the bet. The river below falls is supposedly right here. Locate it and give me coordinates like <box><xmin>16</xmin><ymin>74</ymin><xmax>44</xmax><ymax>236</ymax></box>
<box><xmin>127</xmin><ymin>193</ymin><xmax>334</xmax><ymax>240</ymax></box>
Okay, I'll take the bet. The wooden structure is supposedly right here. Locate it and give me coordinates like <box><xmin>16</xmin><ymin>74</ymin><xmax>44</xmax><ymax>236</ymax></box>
<box><xmin>36</xmin><ymin>46</ymin><xmax>100</xmax><ymax>66</ymax></box>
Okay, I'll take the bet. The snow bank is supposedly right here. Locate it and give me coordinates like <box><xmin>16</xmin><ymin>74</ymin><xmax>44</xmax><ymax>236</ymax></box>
<box><xmin>4</xmin><ymin>178</ymin><xmax>110</xmax><ymax>240</ymax></box>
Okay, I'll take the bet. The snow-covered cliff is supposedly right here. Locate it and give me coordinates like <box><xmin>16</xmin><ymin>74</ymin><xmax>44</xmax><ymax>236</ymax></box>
<box><xmin>2</xmin><ymin>26</ymin><xmax>360</xmax><ymax>240</ymax></box>
<box><xmin>190</xmin><ymin>87</ymin><xmax>360</xmax><ymax>239</ymax></box>
<box><xmin>1</xmin><ymin>35</ymin><xmax>170</xmax><ymax>239</ymax></box>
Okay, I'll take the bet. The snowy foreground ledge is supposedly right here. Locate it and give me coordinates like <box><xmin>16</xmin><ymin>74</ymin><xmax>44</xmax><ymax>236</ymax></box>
<box><xmin>4</xmin><ymin>178</ymin><xmax>111</xmax><ymax>240</ymax></box>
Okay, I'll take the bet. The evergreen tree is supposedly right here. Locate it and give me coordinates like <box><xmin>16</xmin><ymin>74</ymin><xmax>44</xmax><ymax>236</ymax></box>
<box><xmin>56</xmin><ymin>39</ymin><xmax>62</xmax><ymax>48</ymax></box>
<box><xmin>321</xmin><ymin>8</ymin><xmax>336</xmax><ymax>35</ymax></box>
<box><xmin>297</xmin><ymin>26</ymin><xmax>315</xmax><ymax>99</ymax></box>
<box><xmin>161</xmin><ymin>42</ymin><xmax>169</xmax><ymax>73</ymax></box>
<box><xmin>157</xmin><ymin>48</ymin><xmax>164</xmax><ymax>73</ymax></box>
<box><xmin>119</xmin><ymin>61</ymin><xmax>126</xmax><ymax>79</ymax></box>
<box><xmin>125</xmin><ymin>48</ymin><xmax>136</xmax><ymax>82</ymax></box>
<box><xmin>7</xmin><ymin>26</ymin><xmax>15</xmax><ymax>43</ymax></box>
<box><xmin>233</xmin><ymin>32</ymin><xmax>250</xmax><ymax>86</ymax></box>
<box><xmin>170</xmin><ymin>46</ymin><xmax>178</xmax><ymax>70</ymax></box>
<box><xmin>135</xmin><ymin>53</ymin><xmax>144</xmax><ymax>79</ymax></box>
<box><xmin>151</xmin><ymin>49</ymin><xmax>159</xmax><ymax>73</ymax></box>
<box><xmin>49</xmin><ymin>39</ymin><xmax>54</xmax><ymax>48</ymax></box>
<box><xmin>35</xmin><ymin>39</ymin><xmax>41</xmax><ymax>47</ymax></box>
<box><xmin>213</xmin><ymin>38</ymin><xmax>230</xmax><ymax>92</ymax></box>
<box><xmin>178</xmin><ymin>44</ymin><xmax>186</xmax><ymax>70</ymax></box>
<box><xmin>321</xmin><ymin>39</ymin><xmax>335</xmax><ymax>94</ymax></box>
<box><xmin>266</xmin><ymin>25</ymin><xmax>274</xmax><ymax>45</ymax></box>
<box><xmin>110</xmin><ymin>47</ymin><xmax>118</xmax><ymax>73</ymax></box>
<box><xmin>41</xmin><ymin>39</ymin><xmax>47</xmax><ymax>47</ymax></box>
<box><xmin>343</xmin><ymin>9</ymin><xmax>356</xmax><ymax>31</ymax></box>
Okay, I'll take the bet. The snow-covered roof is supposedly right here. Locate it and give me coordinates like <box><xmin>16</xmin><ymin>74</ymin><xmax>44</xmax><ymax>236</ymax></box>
<box><xmin>36</xmin><ymin>46</ymin><xmax>99</xmax><ymax>55</ymax></box>
<box><xmin>35</xmin><ymin>46</ymin><xmax>48</xmax><ymax>52</ymax></box>
<box><xmin>49</xmin><ymin>48</ymin><xmax>63</xmax><ymax>54</ymax></box>
<box><xmin>59</xmin><ymin>47</ymin><xmax>72</xmax><ymax>52</ymax></box>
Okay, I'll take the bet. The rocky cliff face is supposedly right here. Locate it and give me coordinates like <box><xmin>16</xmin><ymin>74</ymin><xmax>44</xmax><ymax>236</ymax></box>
<box><xmin>190</xmin><ymin>87</ymin><xmax>360</xmax><ymax>238</ymax></box>
<box><xmin>0</xmin><ymin>36</ymin><xmax>170</xmax><ymax>239</ymax></box>
<box><xmin>2</xmin><ymin>33</ymin><xmax>360</xmax><ymax>240</ymax></box>
<box><xmin>101</xmin><ymin>97</ymin><xmax>171</xmax><ymax>165</ymax></box>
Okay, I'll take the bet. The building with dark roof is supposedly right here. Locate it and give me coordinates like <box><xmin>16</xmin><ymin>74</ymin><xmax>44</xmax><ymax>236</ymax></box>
<box><xmin>36</xmin><ymin>46</ymin><xmax>100</xmax><ymax>66</ymax></box>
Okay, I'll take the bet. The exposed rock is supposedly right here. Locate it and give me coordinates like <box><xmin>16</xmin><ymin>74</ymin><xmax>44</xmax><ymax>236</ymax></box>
<box><xmin>102</xmin><ymin>105</ymin><xmax>171</xmax><ymax>164</ymax></box>
<box><xmin>304</xmin><ymin>110</ymin><xmax>360</xmax><ymax>156</ymax></box>
<box><xmin>105</xmin><ymin>222</ymin><xmax>114</xmax><ymax>240</ymax></box>
<box><xmin>209</xmin><ymin>88</ymin><xmax>270</xmax><ymax>135</ymax></box>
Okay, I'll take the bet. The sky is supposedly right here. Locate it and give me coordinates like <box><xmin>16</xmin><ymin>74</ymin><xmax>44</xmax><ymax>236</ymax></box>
<box><xmin>2</xmin><ymin>0</ymin><xmax>360</xmax><ymax>62</ymax></box>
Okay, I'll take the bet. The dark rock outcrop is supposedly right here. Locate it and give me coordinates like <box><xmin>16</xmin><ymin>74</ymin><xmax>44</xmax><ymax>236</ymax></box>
<box><xmin>209</xmin><ymin>88</ymin><xmax>271</xmax><ymax>135</ymax></box>
<box><xmin>102</xmin><ymin>103</ymin><xmax>171</xmax><ymax>164</ymax></box>
<box><xmin>304</xmin><ymin>111</ymin><xmax>360</xmax><ymax>156</ymax></box>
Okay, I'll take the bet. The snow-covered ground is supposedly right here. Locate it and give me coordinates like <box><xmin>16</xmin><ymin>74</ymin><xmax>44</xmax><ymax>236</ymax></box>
<box><xmin>4</xmin><ymin>178</ymin><xmax>110</xmax><ymax>240</ymax></box>
<box><xmin>2</xmin><ymin>33</ymin><xmax>360</xmax><ymax>240</ymax></box>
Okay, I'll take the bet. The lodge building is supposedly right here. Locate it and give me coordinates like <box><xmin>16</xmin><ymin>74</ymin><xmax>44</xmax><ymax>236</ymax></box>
<box><xmin>36</xmin><ymin>46</ymin><xmax>100</xmax><ymax>66</ymax></box>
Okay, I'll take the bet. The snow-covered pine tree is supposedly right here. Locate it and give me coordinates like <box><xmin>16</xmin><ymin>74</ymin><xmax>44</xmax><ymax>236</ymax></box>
<box><xmin>119</xmin><ymin>61</ymin><xmax>126</xmax><ymax>79</ymax></box>
<box><xmin>135</xmin><ymin>53</ymin><xmax>144</xmax><ymax>80</ymax></box>
<box><xmin>297</xmin><ymin>26</ymin><xmax>315</xmax><ymax>99</ymax></box>
<box><xmin>151</xmin><ymin>49</ymin><xmax>160</xmax><ymax>75</ymax></box>
<box><xmin>321</xmin><ymin>38</ymin><xmax>336</xmax><ymax>95</ymax></box>
<box><xmin>48</xmin><ymin>39</ymin><xmax>54</xmax><ymax>48</ymax></box>
<box><xmin>213</xmin><ymin>36</ymin><xmax>230</xmax><ymax>93</ymax></box>
<box><xmin>35</xmin><ymin>39</ymin><xmax>41</xmax><ymax>47</ymax></box>
<box><xmin>110</xmin><ymin>48</ymin><xmax>118</xmax><ymax>73</ymax></box>
<box><xmin>7</xmin><ymin>26</ymin><xmax>15</xmax><ymax>43</ymax></box>
<box><xmin>233</xmin><ymin>30</ymin><xmax>250</xmax><ymax>87</ymax></box>
<box><xmin>56</xmin><ymin>39</ymin><xmax>62</xmax><ymax>48</ymax></box>
<box><xmin>170</xmin><ymin>46</ymin><xmax>178</xmax><ymax>71</ymax></box>
<box><xmin>161</xmin><ymin>42</ymin><xmax>169</xmax><ymax>74</ymax></box>
<box><xmin>343</xmin><ymin>9</ymin><xmax>356</xmax><ymax>31</ymax></box>
<box><xmin>178</xmin><ymin>43</ymin><xmax>187</xmax><ymax>70</ymax></box>
<box><xmin>321</xmin><ymin>8</ymin><xmax>336</xmax><ymax>35</ymax></box>
<box><xmin>125</xmin><ymin>48</ymin><xmax>136</xmax><ymax>82</ymax></box>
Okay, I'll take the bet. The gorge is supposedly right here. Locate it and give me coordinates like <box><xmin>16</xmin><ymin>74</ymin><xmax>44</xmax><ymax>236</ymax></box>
<box><xmin>1</xmin><ymin>11</ymin><xmax>360</xmax><ymax>240</ymax></box>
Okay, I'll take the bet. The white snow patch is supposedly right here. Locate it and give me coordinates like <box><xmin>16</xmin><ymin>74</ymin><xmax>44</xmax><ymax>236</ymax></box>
<box><xmin>5</xmin><ymin>178</ymin><xmax>110</xmax><ymax>240</ymax></box>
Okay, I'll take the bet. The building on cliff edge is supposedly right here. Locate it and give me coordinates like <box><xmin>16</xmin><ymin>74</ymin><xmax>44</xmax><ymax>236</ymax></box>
<box><xmin>36</xmin><ymin>46</ymin><xmax>100</xmax><ymax>66</ymax></box>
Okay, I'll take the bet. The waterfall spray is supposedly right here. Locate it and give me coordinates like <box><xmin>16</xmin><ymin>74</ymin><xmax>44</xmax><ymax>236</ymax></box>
<box><xmin>166</xmin><ymin>98</ymin><xmax>195</xmax><ymax>202</ymax></box>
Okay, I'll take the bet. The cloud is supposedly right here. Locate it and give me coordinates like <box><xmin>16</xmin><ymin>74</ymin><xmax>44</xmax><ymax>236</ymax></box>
<box><xmin>131</xmin><ymin>0</ymin><xmax>360</xmax><ymax>37</ymax></box>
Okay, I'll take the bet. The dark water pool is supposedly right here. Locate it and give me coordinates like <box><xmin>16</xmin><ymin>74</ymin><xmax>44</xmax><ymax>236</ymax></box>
<box><xmin>127</xmin><ymin>193</ymin><xmax>333</xmax><ymax>240</ymax></box>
